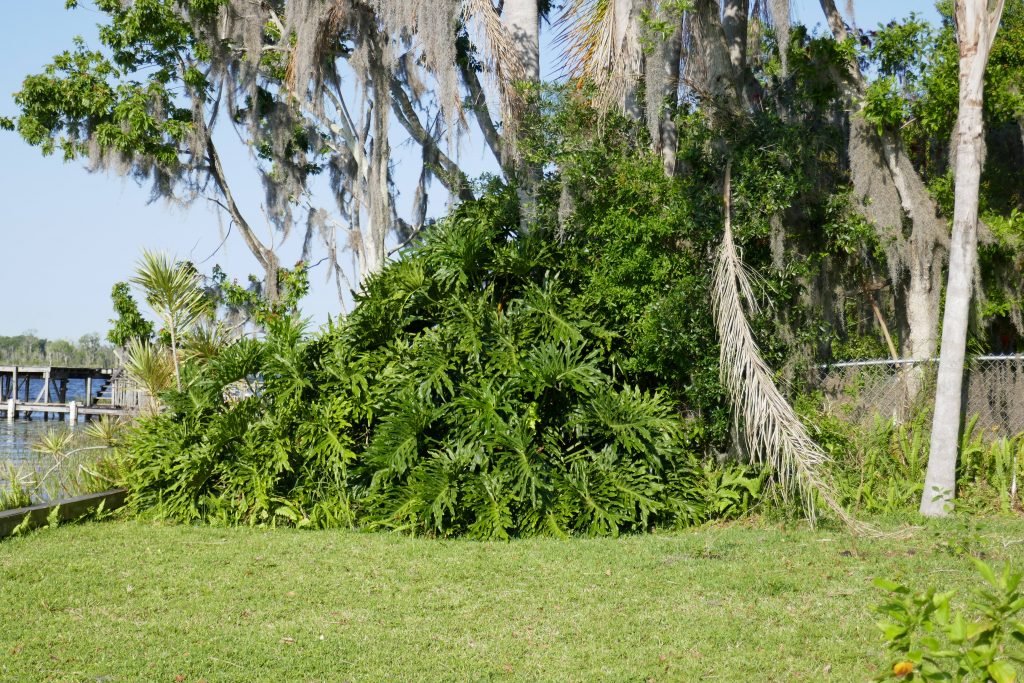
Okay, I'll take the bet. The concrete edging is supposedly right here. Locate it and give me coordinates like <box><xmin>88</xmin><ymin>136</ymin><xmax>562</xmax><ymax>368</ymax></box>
<box><xmin>0</xmin><ymin>488</ymin><xmax>128</xmax><ymax>539</ymax></box>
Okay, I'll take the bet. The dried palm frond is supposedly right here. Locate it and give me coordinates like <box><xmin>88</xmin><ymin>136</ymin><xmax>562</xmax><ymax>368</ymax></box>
<box><xmin>555</xmin><ymin>0</ymin><xmax>643</xmax><ymax>113</ymax></box>
<box><xmin>712</xmin><ymin>162</ymin><xmax>877</xmax><ymax>534</ymax></box>
<box><xmin>464</xmin><ymin>0</ymin><xmax>530</xmax><ymax>152</ymax></box>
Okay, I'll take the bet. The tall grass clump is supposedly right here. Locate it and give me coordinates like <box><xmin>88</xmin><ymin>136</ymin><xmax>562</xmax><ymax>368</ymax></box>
<box><xmin>806</xmin><ymin>402</ymin><xmax>1024</xmax><ymax>517</ymax></box>
<box><xmin>0</xmin><ymin>417</ymin><xmax>128</xmax><ymax>510</ymax></box>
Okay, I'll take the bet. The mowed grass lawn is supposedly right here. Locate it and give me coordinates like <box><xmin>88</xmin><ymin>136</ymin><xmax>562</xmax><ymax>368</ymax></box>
<box><xmin>2</xmin><ymin>518</ymin><xmax>1023</xmax><ymax>682</ymax></box>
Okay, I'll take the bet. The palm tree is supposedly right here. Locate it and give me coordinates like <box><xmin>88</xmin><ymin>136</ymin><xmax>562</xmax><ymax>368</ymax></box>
<box><xmin>122</xmin><ymin>338</ymin><xmax>175</xmax><ymax>414</ymax></box>
<box><xmin>501</xmin><ymin>0</ymin><xmax>541</xmax><ymax>82</ymax></box>
<box><xmin>921</xmin><ymin>0</ymin><xmax>1007</xmax><ymax>517</ymax></box>
<box><xmin>129</xmin><ymin>251</ymin><xmax>209</xmax><ymax>391</ymax></box>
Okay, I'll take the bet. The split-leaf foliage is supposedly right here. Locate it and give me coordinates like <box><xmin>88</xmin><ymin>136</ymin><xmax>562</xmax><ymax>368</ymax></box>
<box><xmin>124</xmin><ymin>110</ymin><xmax>770</xmax><ymax>536</ymax></box>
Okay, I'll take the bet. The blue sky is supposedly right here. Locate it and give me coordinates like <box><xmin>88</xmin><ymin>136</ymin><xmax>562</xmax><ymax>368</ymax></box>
<box><xmin>0</xmin><ymin>0</ymin><xmax>940</xmax><ymax>341</ymax></box>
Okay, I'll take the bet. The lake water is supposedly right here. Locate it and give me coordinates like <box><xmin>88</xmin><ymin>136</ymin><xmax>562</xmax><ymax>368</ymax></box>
<box><xmin>0</xmin><ymin>419</ymin><xmax>54</xmax><ymax>467</ymax></box>
<box><xmin>1</xmin><ymin>378</ymin><xmax>93</xmax><ymax>472</ymax></box>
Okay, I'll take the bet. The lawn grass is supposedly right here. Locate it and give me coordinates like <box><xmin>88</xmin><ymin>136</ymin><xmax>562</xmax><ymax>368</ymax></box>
<box><xmin>2</xmin><ymin>517</ymin><xmax>1023</xmax><ymax>682</ymax></box>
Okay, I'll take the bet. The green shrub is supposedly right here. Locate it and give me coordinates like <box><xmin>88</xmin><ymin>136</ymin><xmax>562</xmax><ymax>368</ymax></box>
<box><xmin>123</xmin><ymin>185</ymin><xmax>767</xmax><ymax>537</ymax></box>
<box><xmin>874</xmin><ymin>560</ymin><xmax>1024</xmax><ymax>681</ymax></box>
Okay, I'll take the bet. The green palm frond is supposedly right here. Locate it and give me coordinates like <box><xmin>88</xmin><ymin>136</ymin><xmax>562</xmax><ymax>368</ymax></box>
<box><xmin>83</xmin><ymin>415</ymin><xmax>126</xmax><ymax>448</ymax></box>
<box><xmin>130</xmin><ymin>250</ymin><xmax>210</xmax><ymax>389</ymax></box>
<box><xmin>130</xmin><ymin>250</ymin><xmax>209</xmax><ymax>331</ymax></box>
<box><xmin>182</xmin><ymin>321</ymin><xmax>230</xmax><ymax>363</ymax></box>
<box><xmin>123</xmin><ymin>338</ymin><xmax>174</xmax><ymax>412</ymax></box>
<box><xmin>31</xmin><ymin>427</ymin><xmax>76</xmax><ymax>457</ymax></box>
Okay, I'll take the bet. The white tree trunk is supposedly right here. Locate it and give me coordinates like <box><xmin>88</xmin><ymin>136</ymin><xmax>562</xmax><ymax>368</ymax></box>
<box><xmin>722</xmin><ymin>0</ymin><xmax>749</xmax><ymax>70</ymax></box>
<box><xmin>502</xmin><ymin>0</ymin><xmax>540</xmax><ymax>233</ymax></box>
<box><xmin>645</xmin><ymin>3</ymin><xmax>682</xmax><ymax>174</ymax></box>
<box><xmin>690</xmin><ymin>0</ymin><xmax>741</xmax><ymax>111</ymax></box>
<box><xmin>613</xmin><ymin>0</ymin><xmax>644</xmax><ymax>117</ymax></box>
<box><xmin>921</xmin><ymin>0</ymin><xmax>1005</xmax><ymax>517</ymax></box>
<box><xmin>502</xmin><ymin>0</ymin><xmax>540</xmax><ymax>82</ymax></box>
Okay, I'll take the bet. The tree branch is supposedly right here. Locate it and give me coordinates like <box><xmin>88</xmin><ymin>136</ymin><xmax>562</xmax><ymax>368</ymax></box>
<box><xmin>389</xmin><ymin>77</ymin><xmax>475</xmax><ymax>202</ymax></box>
<box><xmin>458</xmin><ymin>60</ymin><xmax>504</xmax><ymax>164</ymax></box>
<box><xmin>204</xmin><ymin>134</ymin><xmax>274</xmax><ymax>274</ymax></box>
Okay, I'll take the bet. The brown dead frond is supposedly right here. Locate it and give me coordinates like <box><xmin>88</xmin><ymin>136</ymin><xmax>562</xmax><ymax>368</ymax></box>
<box><xmin>713</xmin><ymin>162</ymin><xmax>887</xmax><ymax>536</ymax></box>
<box><xmin>554</xmin><ymin>0</ymin><xmax>643</xmax><ymax>113</ymax></box>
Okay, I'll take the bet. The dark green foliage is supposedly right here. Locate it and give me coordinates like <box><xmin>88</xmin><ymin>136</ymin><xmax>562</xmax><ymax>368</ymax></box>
<box><xmin>124</xmin><ymin>167</ymin><xmax>766</xmax><ymax>536</ymax></box>
<box><xmin>107</xmin><ymin>282</ymin><xmax>154</xmax><ymax>348</ymax></box>
<box><xmin>121</xmin><ymin>86</ymin><xmax>923</xmax><ymax>535</ymax></box>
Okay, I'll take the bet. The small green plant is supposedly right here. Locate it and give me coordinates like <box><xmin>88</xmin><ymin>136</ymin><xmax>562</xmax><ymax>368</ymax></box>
<box><xmin>958</xmin><ymin>419</ymin><xmax>1024</xmax><ymax>514</ymax></box>
<box><xmin>0</xmin><ymin>463</ymin><xmax>36</xmax><ymax>511</ymax></box>
<box><xmin>0</xmin><ymin>423</ymin><xmax>129</xmax><ymax>510</ymax></box>
<box><xmin>874</xmin><ymin>560</ymin><xmax>1024</xmax><ymax>681</ymax></box>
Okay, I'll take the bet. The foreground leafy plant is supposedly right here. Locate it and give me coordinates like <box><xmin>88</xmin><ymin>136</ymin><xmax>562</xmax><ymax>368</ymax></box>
<box><xmin>124</xmin><ymin>183</ymin><xmax>764</xmax><ymax>537</ymax></box>
<box><xmin>0</xmin><ymin>464</ymin><xmax>34</xmax><ymax>512</ymax></box>
<box><xmin>874</xmin><ymin>560</ymin><xmax>1024</xmax><ymax>681</ymax></box>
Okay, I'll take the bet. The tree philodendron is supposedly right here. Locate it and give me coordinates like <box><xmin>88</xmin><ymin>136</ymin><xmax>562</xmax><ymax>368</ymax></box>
<box><xmin>921</xmin><ymin>0</ymin><xmax>1007</xmax><ymax>517</ymax></box>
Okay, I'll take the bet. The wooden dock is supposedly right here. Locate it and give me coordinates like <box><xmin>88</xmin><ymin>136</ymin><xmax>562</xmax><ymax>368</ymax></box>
<box><xmin>0</xmin><ymin>365</ymin><xmax>138</xmax><ymax>421</ymax></box>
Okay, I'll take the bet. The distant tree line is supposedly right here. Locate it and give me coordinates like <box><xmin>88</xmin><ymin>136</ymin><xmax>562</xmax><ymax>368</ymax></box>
<box><xmin>0</xmin><ymin>333</ymin><xmax>116</xmax><ymax>367</ymax></box>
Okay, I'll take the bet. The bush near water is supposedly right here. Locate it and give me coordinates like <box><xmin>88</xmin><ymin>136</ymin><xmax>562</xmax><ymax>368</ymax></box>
<box><xmin>124</xmin><ymin>148</ymin><xmax>764</xmax><ymax>536</ymax></box>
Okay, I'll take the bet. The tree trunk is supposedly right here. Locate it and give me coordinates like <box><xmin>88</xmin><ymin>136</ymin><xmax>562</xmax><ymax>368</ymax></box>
<box><xmin>613</xmin><ymin>0</ymin><xmax>644</xmax><ymax>117</ymax></box>
<box><xmin>837</xmin><ymin>0</ymin><xmax>947</xmax><ymax>410</ymax></box>
<box><xmin>921</xmin><ymin>0</ymin><xmax>1005</xmax><ymax>517</ymax></box>
<box><xmin>722</xmin><ymin>0</ymin><xmax>749</xmax><ymax>70</ymax></box>
<box><xmin>502</xmin><ymin>0</ymin><xmax>540</xmax><ymax>82</ymax></box>
<box><xmin>690</xmin><ymin>0</ymin><xmax>741</xmax><ymax>110</ymax></box>
<box><xmin>169</xmin><ymin>325</ymin><xmax>181</xmax><ymax>392</ymax></box>
<box><xmin>904</xmin><ymin>248</ymin><xmax>941</xmax><ymax>361</ymax></box>
<box><xmin>502</xmin><ymin>0</ymin><xmax>541</xmax><ymax>233</ymax></box>
<box><xmin>767</xmin><ymin>0</ymin><xmax>791</xmax><ymax>75</ymax></box>
<box><xmin>645</xmin><ymin>3</ymin><xmax>683</xmax><ymax>175</ymax></box>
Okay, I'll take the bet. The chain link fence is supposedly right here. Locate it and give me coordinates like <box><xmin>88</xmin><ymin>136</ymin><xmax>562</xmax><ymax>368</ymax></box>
<box><xmin>814</xmin><ymin>355</ymin><xmax>1024</xmax><ymax>438</ymax></box>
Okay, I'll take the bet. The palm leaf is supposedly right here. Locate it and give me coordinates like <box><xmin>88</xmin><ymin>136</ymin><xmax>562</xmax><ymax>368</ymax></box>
<box><xmin>555</xmin><ymin>0</ymin><xmax>644</xmax><ymax>112</ymax></box>
<box><xmin>711</xmin><ymin>162</ymin><xmax>872</xmax><ymax>533</ymax></box>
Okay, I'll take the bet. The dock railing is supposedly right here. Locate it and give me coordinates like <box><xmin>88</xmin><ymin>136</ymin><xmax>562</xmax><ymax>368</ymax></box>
<box><xmin>0</xmin><ymin>365</ymin><xmax>142</xmax><ymax>420</ymax></box>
